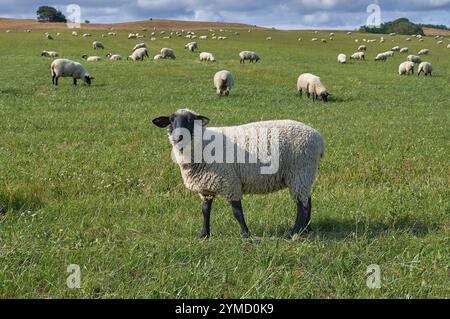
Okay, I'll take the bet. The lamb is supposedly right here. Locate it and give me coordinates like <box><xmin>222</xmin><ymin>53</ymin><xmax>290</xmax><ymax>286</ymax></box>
<box><xmin>160</xmin><ymin>47</ymin><xmax>176</xmax><ymax>59</ymax></box>
<box><xmin>184</xmin><ymin>42</ymin><xmax>198</xmax><ymax>52</ymax></box>
<box><xmin>153</xmin><ymin>54</ymin><xmax>163</xmax><ymax>60</ymax></box>
<box><xmin>92</xmin><ymin>41</ymin><xmax>104</xmax><ymax>49</ymax></box>
<box><xmin>357</xmin><ymin>45</ymin><xmax>367</xmax><ymax>51</ymax></box>
<box><xmin>132</xmin><ymin>43</ymin><xmax>147</xmax><ymax>52</ymax></box>
<box><xmin>41</xmin><ymin>50</ymin><xmax>58</xmax><ymax>58</ymax></box>
<box><xmin>297</xmin><ymin>73</ymin><xmax>330</xmax><ymax>102</ymax></box>
<box><xmin>151</xmin><ymin>109</ymin><xmax>324</xmax><ymax>238</ymax></box>
<box><xmin>398</xmin><ymin>61</ymin><xmax>415</xmax><ymax>75</ymax></box>
<box><xmin>213</xmin><ymin>70</ymin><xmax>234</xmax><ymax>96</ymax></box>
<box><xmin>337</xmin><ymin>53</ymin><xmax>346</xmax><ymax>64</ymax></box>
<box><xmin>350</xmin><ymin>51</ymin><xmax>365</xmax><ymax>60</ymax></box>
<box><xmin>399</xmin><ymin>47</ymin><xmax>409</xmax><ymax>53</ymax></box>
<box><xmin>199</xmin><ymin>52</ymin><xmax>216</xmax><ymax>62</ymax></box>
<box><xmin>127</xmin><ymin>47</ymin><xmax>149</xmax><ymax>61</ymax></box>
<box><xmin>50</xmin><ymin>58</ymin><xmax>94</xmax><ymax>86</ymax></box>
<box><xmin>239</xmin><ymin>51</ymin><xmax>260</xmax><ymax>63</ymax></box>
<box><xmin>417</xmin><ymin>62</ymin><xmax>432</xmax><ymax>76</ymax></box>
<box><xmin>82</xmin><ymin>54</ymin><xmax>102</xmax><ymax>62</ymax></box>
<box><xmin>418</xmin><ymin>49</ymin><xmax>429</xmax><ymax>55</ymax></box>
<box><xmin>407</xmin><ymin>55</ymin><xmax>422</xmax><ymax>63</ymax></box>
<box><xmin>106</xmin><ymin>53</ymin><xmax>122</xmax><ymax>61</ymax></box>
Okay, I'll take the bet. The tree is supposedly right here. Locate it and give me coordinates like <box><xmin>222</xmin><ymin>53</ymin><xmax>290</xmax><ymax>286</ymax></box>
<box><xmin>85</xmin><ymin>20</ymin><xmax>90</xmax><ymax>24</ymax></box>
<box><xmin>36</xmin><ymin>6</ymin><xmax>67</xmax><ymax>23</ymax></box>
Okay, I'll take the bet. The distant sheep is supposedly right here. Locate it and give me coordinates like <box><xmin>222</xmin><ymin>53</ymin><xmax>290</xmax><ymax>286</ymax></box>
<box><xmin>213</xmin><ymin>70</ymin><xmax>234</xmax><ymax>96</ymax></box>
<box><xmin>398</xmin><ymin>61</ymin><xmax>414</xmax><ymax>75</ymax></box>
<box><xmin>337</xmin><ymin>53</ymin><xmax>346</xmax><ymax>64</ymax></box>
<box><xmin>350</xmin><ymin>51</ymin><xmax>365</xmax><ymax>60</ymax></box>
<box><xmin>82</xmin><ymin>54</ymin><xmax>102</xmax><ymax>62</ymax></box>
<box><xmin>127</xmin><ymin>48</ymin><xmax>149</xmax><ymax>61</ymax></box>
<box><xmin>199</xmin><ymin>52</ymin><xmax>216</xmax><ymax>62</ymax></box>
<box><xmin>239</xmin><ymin>51</ymin><xmax>260</xmax><ymax>64</ymax></box>
<box><xmin>160</xmin><ymin>48</ymin><xmax>176</xmax><ymax>59</ymax></box>
<box><xmin>41</xmin><ymin>50</ymin><xmax>58</xmax><ymax>58</ymax></box>
<box><xmin>153</xmin><ymin>54</ymin><xmax>163</xmax><ymax>60</ymax></box>
<box><xmin>391</xmin><ymin>46</ymin><xmax>400</xmax><ymax>51</ymax></box>
<box><xmin>184</xmin><ymin>42</ymin><xmax>198</xmax><ymax>52</ymax></box>
<box><xmin>106</xmin><ymin>53</ymin><xmax>122</xmax><ymax>61</ymax></box>
<box><xmin>132</xmin><ymin>43</ymin><xmax>147</xmax><ymax>52</ymax></box>
<box><xmin>407</xmin><ymin>55</ymin><xmax>422</xmax><ymax>63</ymax></box>
<box><xmin>418</xmin><ymin>49</ymin><xmax>429</xmax><ymax>55</ymax></box>
<box><xmin>417</xmin><ymin>62</ymin><xmax>432</xmax><ymax>76</ymax></box>
<box><xmin>92</xmin><ymin>41</ymin><xmax>104</xmax><ymax>49</ymax></box>
<box><xmin>82</xmin><ymin>33</ymin><xmax>91</xmax><ymax>37</ymax></box>
<box><xmin>297</xmin><ymin>73</ymin><xmax>329</xmax><ymax>102</ymax></box>
<box><xmin>357</xmin><ymin>45</ymin><xmax>367</xmax><ymax>51</ymax></box>
<box><xmin>399</xmin><ymin>47</ymin><xmax>409</xmax><ymax>53</ymax></box>
<box><xmin>374</xmin><ymin>53</ymin><xmax>387</xmax><ymax>61</ymax></box>
<box><xmin>51</xmin><ymin>58</ymin><xmax>93</xmax><ymax>86</ymax></box>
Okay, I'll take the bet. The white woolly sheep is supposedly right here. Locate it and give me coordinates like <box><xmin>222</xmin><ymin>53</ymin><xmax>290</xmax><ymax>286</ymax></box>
<box><xmin>132</xmin><ymin>43</ymin><xmax>147</xmax><ymax>52</ymax></box>
<box><xmin>407</xmin><ymin>55</ymin><xmax>422</xmax><ymax>63</ymax></box>
<box><xmin>199</xmin><ymin>52</ymin><xmax>216</xmax><ymax>62</ymax></box>
<box><xmin>383</xmin><ymin>50</ymin><xmax>394</xmax><ymax>57</ymax></box>
<box><xmin>350</xmin><ymin>51</ymin><xmax>365</xmax><ymax>60</ymax></box>
<box><xmin>41</xmin><ymin>50</ymin><xmax>58</xmax><ymax>58</ymax></box>
<box><xmin>127</xmin><ymin>48</ymin><xmax>149</xmax><ymax>61</ymax></box>
<box><xmin>266</xmin><ymin>36</ymin><xmax>272</xmax><ymax>41</ymax></box>
<box><xmin>357</xmin><ymin>45</ymin><xmax>367</xmax><ymax>51</ymax></box>
<box><xmin>184</xmin><ymin>42</ymin><xmax>198</xmax><ymax>52</ymax></box>
<box><xmin>82</xmin><ymin>54</ymin><xmax>102</xmax><ymax>62</ymax></box>
<box><xmin>46</xmin><ymin>33</ymin><xmax>53</xmax><ymax>40</ymax></box>
<box><xmin>160</xmin><ymin>47</ymin><xmax>176</xmax><ymax>59</ymax></box>
<box><xmin>50</xmin><ymin>58</ymin><xmax>93</xmax><ymax>86</ymax></box>
<box><xmin>374</xmin><ymin>53</ymin><xmax>387</xmax><ymax>61</ymax></box>
<box><xmin>337</xmin><ymin>53</ymin><xmax>346</xmax><ymax>64</ymax></box>
<box><xmin>153</xmin><ymin>54</ymin><xmax>163</xmax><ymax>60</ymax></box>
<box><xmin>82</xmin><ymin>33</ymin><xmax>91</xmax><ymax>37</ymax></box>
<box><xmin>92</xmin><ymin>41</ymin><xmax>104</xmax><ymax>49</ymax></box>
<box><xmin>418</xmin><ymin>49</ymin><xmax>429</xmax><ymax>55</ymax></box>
<box><xmin>128</xmin><ymin>33</ymin><xmax>137</xmax><ymax>39</ymax></box>
<box><xmin>152</xmin><ymin>109</ymin><xmax>324</xmax><ymax>238</ymax></box>
<box><xmin>398</xmin><ymin>61</ymin><xmax>415</xmax><ymax>75</ymax></box>
<box><xmin>447</xmin><ymin>44</ymin><xmax>450</xmax><ymax>49</ymax></box>
<box><xmin>297</xmin><ymin>73</ymin><xmax>330</xmax><ymax>102</ymax></box>
<box><xmin>391</xmin><ymin>46</ymin><xmax>400</xmax><ymax>51</ymax></box>
<box><xmin>72</xmin><ymin>31</ymin><xmax>78</xmax><ymax>36</ymax></box>
<box><xmin>417</xmin><ymin>62</ymin><xmax>432</xmax><ymax>76</ymax></box>
<box><xmin>199</xmin><ymin>35</ymin><xmax>208</xmax><ymax>40</ymax></box>
<box><xmin>399</xmin><ymin>47</ymin><xmax>409</xmax><ymax>53</ymax></box>
<box><xmin>311</xmin><ymin>38</ymin><xmax>318</xmax><ymax>41</ymax></box>
<box><xmin>437</xmin><ymin>40</ymin><xmax>443</xmax><ymax>44</ymax></box>
<box><xmin>214</xmin><ymin>70</ymin><xmax>234</xmax><ymax>96</ymax></box>
<box><xmin>239</xmin><ymin>51</ymin><xmax>260</xmax><ymax>64</ymax></box>
<box><xmin>106</xmin><ymin>53</ymin><xmax>122</xmax><ymax>61</ymax></box>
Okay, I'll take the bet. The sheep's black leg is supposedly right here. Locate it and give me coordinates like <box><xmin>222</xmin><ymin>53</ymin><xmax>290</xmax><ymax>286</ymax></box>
<box><xmin>299</xmin><ymin>89</ymin><xmax>302</xmax><ymax>97</ymax></box>
<box><xmin>73</xmin><ymin>78</ymin><xmax>77</xmax><ymax>85</ymax></box>
<box><xmin>306</xmin><ymin>197</ymin><xmax>312</xmax><ymax>232</ymax></box>
<box><xmin>291</xmin><ymin>200</ymin><xmax>311</xmax><ymax>236</ymax></box>
<box><xmin>199</xmin><ymin>198</ymin><xmax>213</xmax><ymax>238</ymax></box>
<box><xmin>230</xmin><ymin>200</ymin><xmax>250</xmax><ymax>238</ymax></box>
<box><xmin>55</xmin><ymin>76</ymin><xmax>58</xmax><ymax>86</ymax></box>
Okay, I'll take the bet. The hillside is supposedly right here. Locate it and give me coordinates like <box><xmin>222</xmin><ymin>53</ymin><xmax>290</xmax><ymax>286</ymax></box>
<box><xmin>0</xmin><ymin>18</ymin><xmax>264</xmax><ymax>31</ymax></box>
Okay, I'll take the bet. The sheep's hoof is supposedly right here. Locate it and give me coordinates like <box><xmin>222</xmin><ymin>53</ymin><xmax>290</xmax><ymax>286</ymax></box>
<box><xmin>241</xmin><ymin>232</ymin><xmax>251</xmax><ymax>239</ymax></box>
<box><xmin>198</xmin><ymin>231</ymin><xmax>210</xmax><ymax>239</ymax></box>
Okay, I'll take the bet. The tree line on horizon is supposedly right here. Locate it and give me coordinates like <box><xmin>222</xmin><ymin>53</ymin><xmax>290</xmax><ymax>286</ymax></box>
<box><xmin>360</xmin><ymin>18</ymin><xmax>449</xmax><ymax>35</ymax></box>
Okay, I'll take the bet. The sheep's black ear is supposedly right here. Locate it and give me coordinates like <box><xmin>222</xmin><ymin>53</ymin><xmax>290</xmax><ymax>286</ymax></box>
<box><xmin>152</xmin><ymin>116</ymin><xmax>170</xmax><ymax>128</ymax></box>
<box><xmin>196</xmin><ymin>115</ymin><xmax>209</xmax><ymax>126</ymax></box>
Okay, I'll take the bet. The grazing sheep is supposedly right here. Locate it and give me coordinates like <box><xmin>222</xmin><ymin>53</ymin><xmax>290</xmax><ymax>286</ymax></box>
<box><xmin>374</xmin><ymin>53</ymin><xmax>387</xmax><ymax>61</ymax></box>
<box><xmin>199</xmin><ymin>35</ymin><xmax>208</xmax><ymax>40</ymax></box>
<box><xmin>399</xmin><ymin>47</ymin><xmax>409</xmax><ymax>53</ymax></box>
<box><xmin>132</xmin><ymin>43</ymin><xmax>147</xmax><ymax>52</ymax></box>
<box><xmin>329</xmin><ymin>32</ymin><xmax>335</xmax><ymax>37</ymax></box>
<box><xmin>417</xmin><ymin>62</ymin><xmax>432</xmax><ymax>76</ymax></box>
<box><xmin>184</xmin><ymin>42</ymin><xmax>198</xmax><ymax>52</ymax></box>
<box><xmin>321</xmin><ymin>39</ymin><xmax>327</xmax><ymax>43</ymax></box>
<box><xmin>311</xmin><ymin>38</ymin><xmax>318</xmax><ymax>41</ymax></box>
<box><xmin>128</xmin><ymin>33</ymin><xmax>137</xmax><ymax>39</ymax></box>
<box><xmin>127</xmin><ymin>48</ymin><xmax>149</xmax><ymax>61</ymax></box>
<box><xmin>391</xmin><ymin>46</ymin><xmax>400</xmax><ymax>51</ymax></box>
<box><xmin>50</xmin><ymin>58</ymin><xmax>93</xmax><ymax>86</ymax></box>
<box><xmin>106</xmin><ymin>53</ymin><xmax>122</xmax><ymax>61</ymax></box>
<box><xmin>82</xmin><ymin>54</ymin><xmax>102</xmax><ymax>62</ymax></box>
<box><xmin>383</xmin><ymin>50</ymin><xmax>394</xmax><ymax>57</ymax></box>
<box><xmin>418</xmin><ymin>49</ymin><xmax>429</xmax><ymax>55</ymax></box>
<box><xmin>297</xmin><ymin>73</ymin><xmax>330</xmax><ymax>102</ymax></box>
<box><xmin>41</xmin><ymin>50</ymin><xmax>58</xmax><ymax>58</ymax></box>
<box><xmin>398</xmin><ymin>61</ymin><xmax>415</xmax><ymax>75</ymax></box>
<box><xmin>337</xmin><ymin>53</ymin><xmax>346</xmax><ymax>64</ymax></box>
<box><xmin>357</xmin><ymin>45</ymin><xmax>367</xmax><ymax>51</ymax></box>
<box><xmin>199</xmin><ymin>52</ymin><xmax>216</xmax><ymax>62</ymax></box>
<box><xmin>92</xmin><ymin>41</ymin><xmax>104</xmax><ymax>49</ymax></box>
<box><xmin>151</xmin><ymin>109</ymin><xmax>324</xmax><ymax>238</ymax></box>
<box><xmin>213</xmin><ymin>70</ymin><xmax>234</xmax><ymax>96</ymax></box>
<box><xmin>407</xmin><ymin>55</ymin><xmax>422</xmax><ymax>63</ymax></box>
<box><xmin>82</xmin><ymin>33</ymin><xmax>91</xmax><ymax>37</ymax></box>
<box><xmin>72</xmin><ymin>31</ymin><xmax>78</xmax><ymax>36</ymax></box>
<box><xmin>153</xmin><ymin>54</ymin><xmax>163</xmax><ymax>60</ymax></box>
<box><xmin>350</xmin><ymin>51</ymin><xmax>365</xmax><ymax>60</ymax></box>
<box><xmin>266</xmin><ymin>36</ymin><xmax>272</xmax><ymax>41</ymax></box>
<box><xmin>160</xmin><ymin>47</ymin><xmax>176</xmax><ymax>59</ymax></box>
<box><xmin>239</xmin><ymin>51</ymin><xmax>260</xmax><ymax>64</ymax></box>
<box><xmin>437</xmin><ymin>40</ymin><xmax>443</xmax><ymax>44</ymax></box>
<box><xmin>46</xmin><ymin>33</ymin><xmax>53</xmax><ymax>40</ymax></box>
<box><xmin>447</xmin><ymin>44</ymin><xmax>450</xmax><ymax>49</ymax></box>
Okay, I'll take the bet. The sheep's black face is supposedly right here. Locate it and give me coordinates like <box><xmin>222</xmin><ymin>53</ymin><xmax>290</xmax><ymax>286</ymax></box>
<box><xmin>84</xmin><ymin>75</ymin><xmax>93</xmax><ymax>85</ymax></box>
<box><xmin>152</xmin><ymin>110</ymin><xmax>209</xmax><ymax>146</ymax></box>
<box><xmin>321</xmin><ymin>92</ymin><xmax>329</xmax><ymax>102</ymax></box>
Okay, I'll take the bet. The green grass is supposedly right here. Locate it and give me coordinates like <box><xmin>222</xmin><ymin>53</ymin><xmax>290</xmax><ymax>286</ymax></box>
<box><xmin>0</xmin><ymin>28</ymin><xmax>449</xmax><ymax>298</ymax></box>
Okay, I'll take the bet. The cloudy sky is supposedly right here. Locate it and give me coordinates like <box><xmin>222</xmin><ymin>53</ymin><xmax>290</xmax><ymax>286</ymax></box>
<box><xmin>0</xmin><ymin>0</ymin><xmax>449</xmax><ymax>29</ymax></box>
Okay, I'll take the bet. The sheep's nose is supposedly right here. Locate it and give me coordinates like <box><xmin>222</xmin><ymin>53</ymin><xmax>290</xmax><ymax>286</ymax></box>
<box><xmin>175</xmin><ymin>135</ymin><xmax>183</xmax><ymax>143</ymax></box>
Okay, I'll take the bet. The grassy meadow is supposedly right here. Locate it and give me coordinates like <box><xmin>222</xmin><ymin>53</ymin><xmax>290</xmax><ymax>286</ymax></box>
<box><xmin>0</xmin><ymin>26</ymin><xmax>449</xmax><ymax>298</ymax></box>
